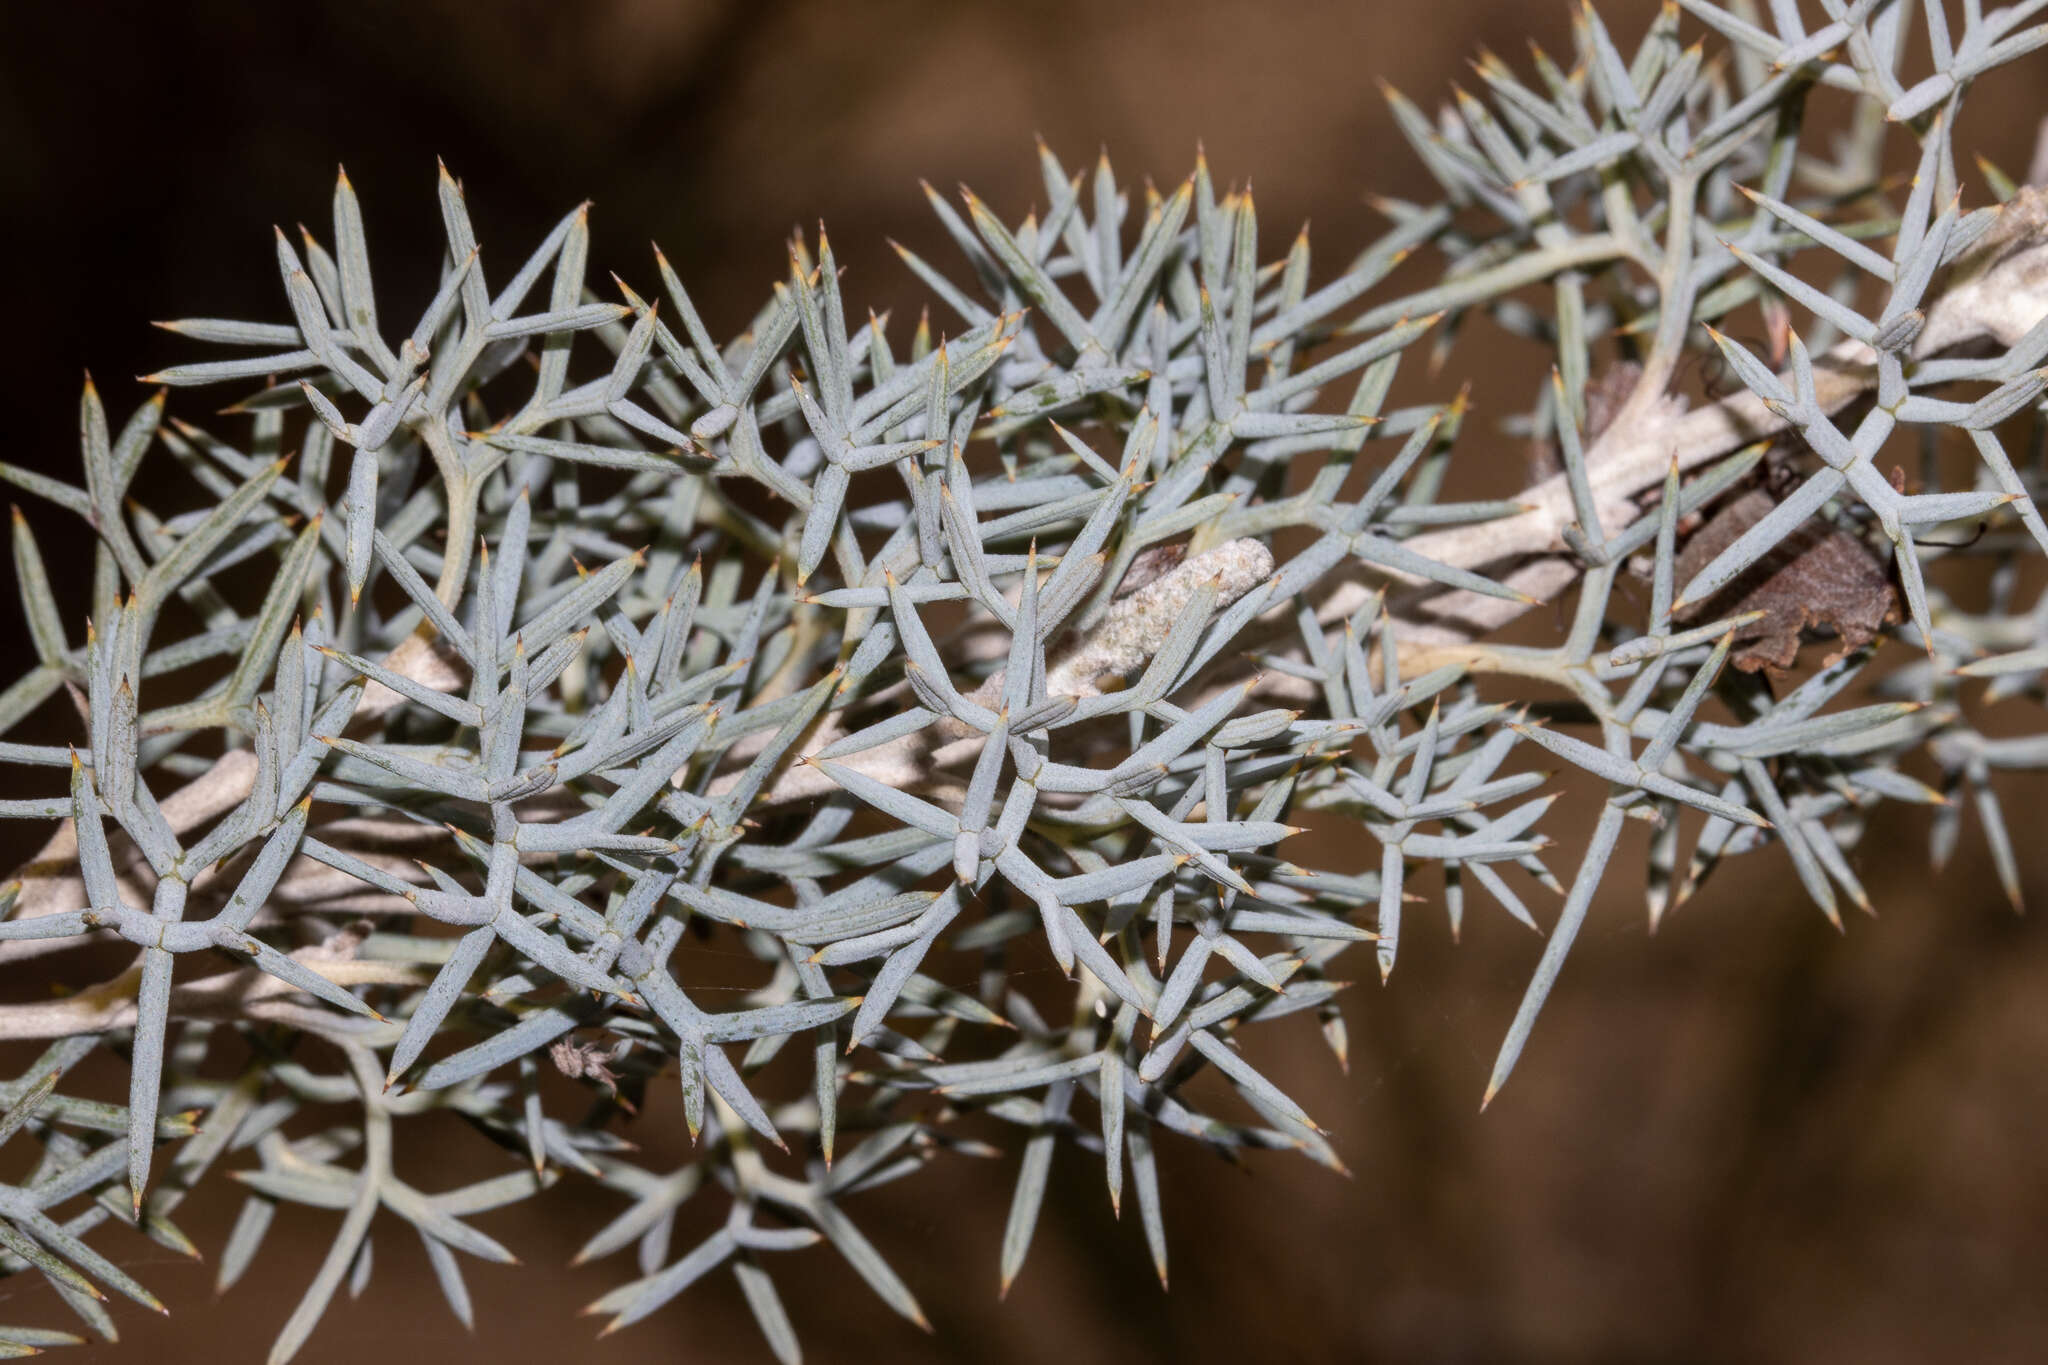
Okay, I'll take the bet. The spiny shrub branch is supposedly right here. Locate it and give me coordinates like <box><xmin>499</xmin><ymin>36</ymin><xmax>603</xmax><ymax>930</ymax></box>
<box><xmin>4</xmin><ymin>1</ymin><xmax>2048</xmax><ymax>1358</ymax></box>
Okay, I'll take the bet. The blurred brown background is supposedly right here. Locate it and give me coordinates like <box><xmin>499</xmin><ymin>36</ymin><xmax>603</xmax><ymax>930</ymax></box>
<box><xmin>5</xmin><ymin>1</ymin><xmax>2048</xmax><ymax>1361</ymax></box>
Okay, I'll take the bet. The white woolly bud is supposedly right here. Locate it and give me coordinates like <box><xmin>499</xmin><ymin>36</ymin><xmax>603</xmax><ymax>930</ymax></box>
<box><xmin>1046</xmin><ymin>538</ymin><xmax>1273</xmax><ymax>698</ymax></box>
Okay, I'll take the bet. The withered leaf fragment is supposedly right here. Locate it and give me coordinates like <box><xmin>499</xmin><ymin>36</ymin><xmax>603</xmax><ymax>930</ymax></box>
<box><xmin>1673</xmin><ymin>488</ymin><xmax>1899</xmax><ymax>673</ymax></box>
